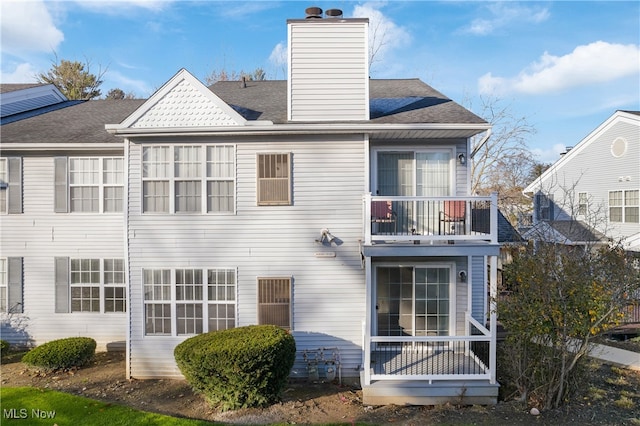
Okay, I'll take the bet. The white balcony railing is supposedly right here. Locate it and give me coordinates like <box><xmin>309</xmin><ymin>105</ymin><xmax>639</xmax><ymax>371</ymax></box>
<box><xmin>363</xmin><ymin>193</ymin><xmax>498</xmax><ymax>245</ymax></box>
<box><xmin>363</xmin><ymin>313</ymin><xmax>495</xmax><ymax>385</ymax></box>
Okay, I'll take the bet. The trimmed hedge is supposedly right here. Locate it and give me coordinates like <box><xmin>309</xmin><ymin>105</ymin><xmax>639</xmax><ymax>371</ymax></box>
<box><xmin>21</xmin><ymin>337</ymin><xmax>96</xmax><ymax>371</ymax></box>
<box><xmin>174</xmin><ymin>325</ymin><xmax>296</xmax><ymax>411</ymax></box>
<box><xmin>0</xmin><ymin>339</ymin><xmax>9</xmax><ymax>357</ymax></box>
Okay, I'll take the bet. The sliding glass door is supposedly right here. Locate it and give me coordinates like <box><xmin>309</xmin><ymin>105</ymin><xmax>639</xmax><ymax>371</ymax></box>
<box><xmin>376</xmin><ymin>265</ymin><xmax>453</xmax><ymax>337</ymax></box>
<box><xmin>376</xmin><ymin>151</ymin><xmax>452</xmax><ymax>234</ymax></box>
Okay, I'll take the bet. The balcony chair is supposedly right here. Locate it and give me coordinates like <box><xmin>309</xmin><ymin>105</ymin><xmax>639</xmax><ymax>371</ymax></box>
<box><xmin>371</xmin><ymin>200</ymin><xmax>397</xmax><ymax>235</ymax></box>
<box><xmin>439</xmin><ymin>200</ymin><xmax>466</xmax><ymax>235</ymax></box>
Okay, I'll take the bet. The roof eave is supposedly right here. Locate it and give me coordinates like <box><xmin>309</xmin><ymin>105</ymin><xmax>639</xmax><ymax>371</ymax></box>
<box><xmin>105</xmin><ymin>122</ymin><xmax>491</xmax><ymax>139</ymax></box>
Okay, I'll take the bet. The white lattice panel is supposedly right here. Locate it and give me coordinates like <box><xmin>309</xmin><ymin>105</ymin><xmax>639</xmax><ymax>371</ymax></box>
<box><xmin>132</xmin><ymin>80</ymin><xmax>240</xmax><ymax>128</ymax></box>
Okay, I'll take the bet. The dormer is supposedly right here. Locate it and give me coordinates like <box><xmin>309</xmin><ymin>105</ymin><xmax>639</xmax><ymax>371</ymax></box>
<box><xmin>287</xmin><ymin>8</ymin><xmax>369</xmax><ymax>122</ymax></box>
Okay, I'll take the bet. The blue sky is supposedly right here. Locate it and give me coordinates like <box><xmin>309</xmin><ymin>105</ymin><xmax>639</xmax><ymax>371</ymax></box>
<box><xmin>1</xmin><ymin>1</ymin><xmax>639</xmax><ymax>163</ymax></box>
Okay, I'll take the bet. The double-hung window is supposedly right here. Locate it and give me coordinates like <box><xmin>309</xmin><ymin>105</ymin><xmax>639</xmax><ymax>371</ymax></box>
<box><xmin>68</xmin><ymin>157</ymin><xmax>123</xmax><ymax>213</ymax></box>
<box><xmin>143</xmin><ymin>267</ymin><xmax>236</xmax><ymax>336</ymax></box>
<box><xmin>53</xmin><ymin>257</ymin><xmax>126</xmax><ymax>313</ymax></box>
<box><xmin>577</xmin><ymin>192</ymin><xmax>588</xmax><ymax>217</ymax></box>
<box><xmin>142</xmin><ymin>145</ymin><xmax>235</xmax><ymax>213</ymax></box>
<box><xmin>68</xmin><ymin>258</ymin><xmax>126</xmax><ymax>313</ymax></box>
<box><xmin>610</xmin><ymin>190</ymin><xmax>639</xmax><ymax>223</ymax></box>
<box><xmin>52</xmin><ymin>157</ymin><xmax>123</xmax><ymax>213</ymax></box>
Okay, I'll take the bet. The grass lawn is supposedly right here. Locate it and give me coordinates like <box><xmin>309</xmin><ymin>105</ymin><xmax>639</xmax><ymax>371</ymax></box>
<box><xmin>0</xmin><ymin>387</ymin><xmax>215</xmax><ymax>426</ymax></box>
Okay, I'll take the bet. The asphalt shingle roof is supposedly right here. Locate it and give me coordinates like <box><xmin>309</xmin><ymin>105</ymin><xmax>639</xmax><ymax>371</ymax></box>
<box><xmin>1</xmin><ymin>99</ymin><xmax>144</xmax><ymax>146</ymax></box>
<box><xmin>2</xmin><ymin>78</ymin><xmax>485</xmax><ymax>145</ymax></box>
<box><xmin>209</xmin><ymin>79</ymin><xmax>486</xmax><ymax>125</ymax></box>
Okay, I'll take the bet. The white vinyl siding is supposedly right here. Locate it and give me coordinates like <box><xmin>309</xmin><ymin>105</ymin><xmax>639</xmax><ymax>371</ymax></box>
<box><xmin>288</xmin><ymin>21</ymin><xmax>369</xmax><ymax>121</ymax></box>
<box><xmin>1</xmin><ymin>156</ymin><xmax>126</xmax><ymax>349</ymax></box>
<box><xmin>142</xmin><ymin>145</ymin><xmax>235</xmax><ymax>213</ymax></box>
<box><xmin>127</xmin><ymin>135</ymin><xmax>366</xmax><ymax>378</ymax></box>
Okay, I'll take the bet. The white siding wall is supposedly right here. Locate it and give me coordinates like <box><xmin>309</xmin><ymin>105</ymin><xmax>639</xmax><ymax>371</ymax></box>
<box><xmin>127</xmin><ymin>135</ymin><xmax>367</xmax><ymax>378</ymax></box>
<box><xmin>547</xmin><ymin>120</ymin><xmax>639</xmax><ymax>241</ymax></box>
<box><xmin>288</xmin><ymin>21</ymin><xmax>369</xmax><ymax>121</ymax></box>
<box><xmin>0</xmin><ymin>156</ymin><xmax>126</xmax><ymax>350</ymax></box>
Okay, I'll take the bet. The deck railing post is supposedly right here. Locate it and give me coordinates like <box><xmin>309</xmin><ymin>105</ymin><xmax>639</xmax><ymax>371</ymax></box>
<box><xmin>364</xmin><ymin>193</ymin><xmax>372</xmax><ymax>245</ymax></box>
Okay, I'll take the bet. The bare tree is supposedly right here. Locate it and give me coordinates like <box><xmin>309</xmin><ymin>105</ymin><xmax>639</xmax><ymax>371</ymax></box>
<box><xmin>467</xmin><ymin>95</ymin><xmax>537</xmax><ymax>225</ymax></box>
<box><xmin>205</xmin><ymin>67</ymin><xmax>267</xmax><ymax>86</ymax></box>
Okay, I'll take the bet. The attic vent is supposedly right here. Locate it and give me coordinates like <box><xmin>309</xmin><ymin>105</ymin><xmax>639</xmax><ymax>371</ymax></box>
<box><xmin>305</xmin><ymin>6</ymin><xmax>323</xmax><ymax>19</ymax></box>
<box><xmin>325</xmin><ymin>9</ymin><xmax>343</xmax><ymax>18</ymax></box>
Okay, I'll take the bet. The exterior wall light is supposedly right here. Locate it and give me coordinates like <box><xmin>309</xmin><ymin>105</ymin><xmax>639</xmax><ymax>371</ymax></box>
<box><xmin>458</xmin><ymin>153</ymin><xmax>466</xmax><ymax>165</ymax></box>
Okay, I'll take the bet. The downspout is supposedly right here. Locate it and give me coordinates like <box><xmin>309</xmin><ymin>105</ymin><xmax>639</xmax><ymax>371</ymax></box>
<box><xmin>123</xmin><ymin>137</ymin><xmax>132</xmax><ymax>380</ymax></box>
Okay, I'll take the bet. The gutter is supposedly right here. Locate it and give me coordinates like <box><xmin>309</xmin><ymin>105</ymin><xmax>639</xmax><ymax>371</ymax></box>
<box><xmin>105</xmin><ymin>122</ymin><xmax>491</xmax><ymax>138</ymax></box>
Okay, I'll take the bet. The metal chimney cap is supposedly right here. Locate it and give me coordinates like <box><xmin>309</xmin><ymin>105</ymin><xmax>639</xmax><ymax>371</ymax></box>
<box><xmin>305</xmin><ymin>6</ymin><xmax>323</xmax><ymax>19</ymax></box>
<box><xmin>325</xmin><ymin>8</ymin><xmax>343</xmax><ymax>18</ymax></box>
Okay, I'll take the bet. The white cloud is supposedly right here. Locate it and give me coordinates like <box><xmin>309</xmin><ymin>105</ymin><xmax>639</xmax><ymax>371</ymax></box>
<box><xmin>352</xmin><ymin>2</ymin><xmax>411</xmax><ymax>66</ymax></box>
<box><xmin>479</xmin><ymin>41</ymin><xmax>640</xmax><ymax>95</ymax></box>
<box><xmin>0</xmin><ymin>62</ymin><xmax>39</xmax><ymax>83</ymax></box>
<box><xmin>105</xmin><ymin>69</ymin><xmax>153</xmax><ymax>97</ymax></box>
<box><xmin>0</xmin><ymin>0</ymin><xmax>64</xmax><ymax>55</ymax></box>
<box><xmin>268</xmin><ymin>42</ymin><xmax>287</xmax><ymax>67</ymax></box>
<box><xmin>463</xmin><ymin>3</ymin><xmax>550</xmax><ymax>36</ymax></box>
<box><xmin>532</xmin><ymin>143</ymin><xmax>566</xmax><ymax>163</ymax></box>
<box><xmin>74</xmin><ymin>0</ymin><xmax>170</xmax><ymax>13</ymax></box>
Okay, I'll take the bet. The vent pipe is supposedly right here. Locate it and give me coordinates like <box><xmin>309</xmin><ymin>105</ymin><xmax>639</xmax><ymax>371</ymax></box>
<box><xmin>305</xmin><ymin>6</ymin><xmax>323</xmax><ymax>19</ymax></box>
<box><xmin>325</xmin><ymin>9</ymin><xmax>343</xmax><ymax>18</ymax></box>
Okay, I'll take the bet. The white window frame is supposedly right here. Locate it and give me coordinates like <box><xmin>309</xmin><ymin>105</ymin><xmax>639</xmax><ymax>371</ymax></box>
<box><xmin>143</xmin><ymin>267</ymin><xmax>237</xmax><ymax>337</ymax></box>
<box><xmin>68</xmin><ymin>157</ymin><xmax>124</xmax><ymax>213</ymax></box>
<box><xmin>0</xmin><ymin>258</ymin><xmax>6</xmax><ymax>313</ymax></box>
<box><xmin>609</xmin><ymin>189</ymin><xmax>638</xmax><ymax>223</ymax></box>
<box><xmin>142</xmin><ymin>145</ymin><xmax>236</xmax><ymax>214</ymax></box>
<box><xmin>69</xmin><ymin>258</ymin><xmax>126</xmax><ymax>313</ymax></box>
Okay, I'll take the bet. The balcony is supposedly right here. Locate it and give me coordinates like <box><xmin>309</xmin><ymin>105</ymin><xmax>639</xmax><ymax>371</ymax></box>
<box><xmin>361</xmin><ymin>313</ymin><xmax>499</xmax><ymax>405</ymax></box>
<box><xmin>363</xmin><ymin>193</ymin><xmax>498</xmax><ymax>246</ymax></box>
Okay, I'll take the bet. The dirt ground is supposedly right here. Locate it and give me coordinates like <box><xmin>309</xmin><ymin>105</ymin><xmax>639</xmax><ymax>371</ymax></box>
<box><xmin>2</xmin><ymin>339</ymin><xmax>640</xmax><ymax>425</ymax></box>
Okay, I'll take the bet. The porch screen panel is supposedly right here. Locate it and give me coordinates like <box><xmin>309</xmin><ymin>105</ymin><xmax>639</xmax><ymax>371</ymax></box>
<box><xmin>258</xmin><ymin>277</ymin><xmax>291</xmax><ymax>329</ymax></box>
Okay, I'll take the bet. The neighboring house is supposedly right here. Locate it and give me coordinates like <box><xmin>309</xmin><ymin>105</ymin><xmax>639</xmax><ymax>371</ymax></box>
<box><xmin>0</xmin><ymin>85</ymin><xmax>144</xmax><ymax>349</ymax></box>
<box><xmin>523</xmin><ymin>110</ymin><xmax>639</xmax><ymax>251</ymax></box>
<box><xmin>0</xmin><ymin>83</ymin><xmax>82</xmax><ymax>125</ymax></box>
<box><xmin>2</xmin><ymin>10</ymin><xmax>502</xmax><ymax>405</ymax></box>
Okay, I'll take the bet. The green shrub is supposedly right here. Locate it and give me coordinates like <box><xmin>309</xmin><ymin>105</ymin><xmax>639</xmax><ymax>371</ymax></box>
<box><xmin>22</xmin><ymin>337</ymin><xmax>96</xmax><ymax>371</ymax></box>
<box><xmin>0</xmin><ymin>340</ymin><xmax>9</xmax><ymax>357</ymax></box>
<box><xmin>174</xmin><ymin>325</ymin><xmax>296</xmax><ymax>411</ymax></box>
